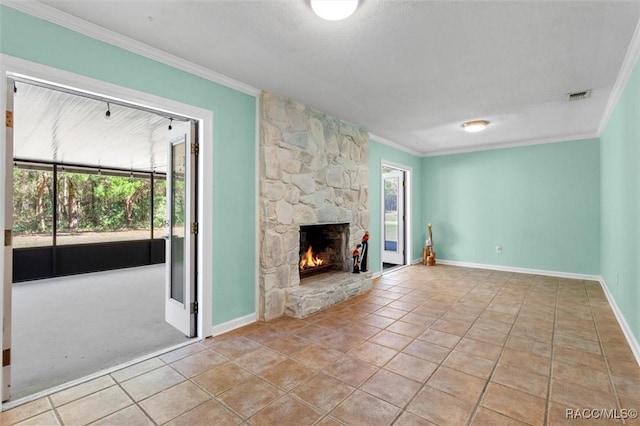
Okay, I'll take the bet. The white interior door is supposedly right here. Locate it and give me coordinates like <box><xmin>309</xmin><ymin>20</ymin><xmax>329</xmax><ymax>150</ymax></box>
<box><xmin>165</xmin><ymin>120</ymin><xmax>197</xmax><ymax>337</ymax></box>
<box><xmin>2</xmin><ymin>79</ymin><xmax>15</xmax><ymax>402</ymax></box>
<box><xmin>382</xmin><ymin>167</ymin><xmax>405</xmax><ymax>265</ymax></box>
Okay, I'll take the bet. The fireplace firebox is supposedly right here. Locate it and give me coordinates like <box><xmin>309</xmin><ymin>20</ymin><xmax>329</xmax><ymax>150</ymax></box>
<box><xmin>299</xmin><ymin>223</ymin><xmax>349</xmax><ymax>279</ymax></box>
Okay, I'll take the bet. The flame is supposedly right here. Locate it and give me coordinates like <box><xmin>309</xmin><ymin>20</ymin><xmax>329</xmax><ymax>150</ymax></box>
<box><xmin>299</xmin><ymin>246</ymin><xmax>324</xmax><ymax>270</ymax></box>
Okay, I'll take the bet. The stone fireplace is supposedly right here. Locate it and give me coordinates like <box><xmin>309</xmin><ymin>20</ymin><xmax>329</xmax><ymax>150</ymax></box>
<box><xmin>259</xmin><ymin>92</ymin><xmax>372</xmax><ymax>320</ymax></box>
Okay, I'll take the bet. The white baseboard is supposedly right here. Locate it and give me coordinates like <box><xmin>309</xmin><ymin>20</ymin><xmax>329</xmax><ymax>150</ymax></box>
<box><xmin>411</xmin><ymin>258</ymin><xmax>423</xmax><ymax>265</ymax></box>
<box><xmin>436</xmin><ymin>259</ymin><xmax>601</xmax><ymax>281</ymax></box>
<box><xmin>210</xmin><ymin>313</ymin><xmax>257</xmax><ymax>337</ymax></box>
<box><xmin>598</xmin><ymin>278</ymin><xmax>640</xmax><ymax>366</ymax></box>
<box><xmin>372</xmin><ymin>271</ymin><xmax>382</xmax><ymax>279</ymax></box>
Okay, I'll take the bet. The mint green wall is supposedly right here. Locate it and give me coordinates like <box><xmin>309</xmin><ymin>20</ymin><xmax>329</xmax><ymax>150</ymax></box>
<box><xmin>600</xmin><ymin>59</ymin><xmax>640</xmax><ymax>344</ymax></box>
<box><xmin>0</xmin><ymin>6</ymin><xmax>257</xmax><ymax>326</ymax></box>
<box><xmin>368</xmin><ymin>140</ymin><xmax>424</xmax><ymax>275</ymax></box>
<box><xmin>422</xmin><ymin>139</ymin><xmax>600</xmax><ymax>275</ymax></box>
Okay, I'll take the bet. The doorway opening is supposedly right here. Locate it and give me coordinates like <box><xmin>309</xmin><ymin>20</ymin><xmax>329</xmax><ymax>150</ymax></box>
<box><xmin>3</xmin><ymin>75</ymin><xmax>203</xmax><ymax>402</ymax></box>
<box><xmin>381</xmin><ymin>162</ymin><xmax>411</xmax><ymax>273</ymax></box>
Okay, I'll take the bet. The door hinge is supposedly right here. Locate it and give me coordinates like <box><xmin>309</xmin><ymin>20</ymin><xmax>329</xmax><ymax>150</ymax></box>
<box><xmin>4</xmin><ymin>230</ymin><xmax>11</xmax><ymax>247</ymax></box>
<box><xmin>191</xmin><ymin>143</ymin><xmax>199</xmax><ymax>156</ymax></box>
<box><xmin>2</xmin><ymin>348</ymin><xmax>10</xmax><ymax>367</ymax></box>
<box><xmin>5</xmin><ymin>111</ymin><xmax>13</xmax><ymax>128</ymax></box>
<box><xmin>402</xmin><ymin>180</ymin><xmax>406</xmax><ymax>187</ymax></box>
<box><xmin>191</xmin><ymin>222</ymin><xmax>198</xmax><ymax>234</ymax></box>
<box><xmin>190</xmin><ymin>302</ymin><xmax>198</xmax><ymax>315</ymax></box>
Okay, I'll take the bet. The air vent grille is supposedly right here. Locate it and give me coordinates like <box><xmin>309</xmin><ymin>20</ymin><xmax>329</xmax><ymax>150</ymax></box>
<box><xmin>567</xmin><ymin>90</ymin><xmax>591</xmax><ymax>101</ymax></box>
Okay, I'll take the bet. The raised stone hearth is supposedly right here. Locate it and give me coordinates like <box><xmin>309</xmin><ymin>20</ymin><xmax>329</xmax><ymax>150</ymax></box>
<box><xmin>287</xmin><ymin>271</ymin><xmax>373</xmax><ymax>318</ymax></box>
<box><xmin>259</xmin><ymin>92</ymin><xmax>371</xmax><ymax>320</ymax></box>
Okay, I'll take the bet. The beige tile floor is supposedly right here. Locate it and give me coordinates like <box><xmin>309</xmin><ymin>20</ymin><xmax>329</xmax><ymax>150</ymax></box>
<box><xmin>2</xmin><ymin>264</ymin><xmax>640</xmax><ymax>425</ymax></box>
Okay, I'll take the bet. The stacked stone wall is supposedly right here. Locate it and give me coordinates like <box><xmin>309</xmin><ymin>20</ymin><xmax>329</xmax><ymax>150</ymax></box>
<box><xmin>259</xmin><ymin>92</ymin><xmax>370</xmax><ymax>320</ymax></box>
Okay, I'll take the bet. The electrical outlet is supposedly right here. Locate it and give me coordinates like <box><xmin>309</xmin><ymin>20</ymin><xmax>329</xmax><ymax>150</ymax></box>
<box><xmin>495</xmin><ymin>245</ymin><xmax>502</xmax><ymax>254</ymax></box>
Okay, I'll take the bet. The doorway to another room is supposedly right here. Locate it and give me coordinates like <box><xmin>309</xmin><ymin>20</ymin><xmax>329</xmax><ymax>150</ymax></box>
<box><xmin>3</xmin><ymin>76</ymin><xmax>202</xmax><ymax>402</ymax></box>
<box><xmin>381</xmin><ymin>163</ymin><xmax>410</xmax><ymax>273</ymax></box>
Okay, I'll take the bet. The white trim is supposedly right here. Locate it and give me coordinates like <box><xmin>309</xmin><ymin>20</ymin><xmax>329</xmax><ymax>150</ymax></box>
<box><xmin>1</xmin><ymin>337</ymin><xmax>199</xmax><ymax>411</ymax></box>
<box><xmin>372</xmin><ymin>272</ymin><xmax>382</xmax><ymax>279</ymax></box>
<box><xmin>210</xmin><ymin>313</ymin><xmax>256</xmax><ymax>337</ymax></box>
<box><xmin>421</xmin><ymin>132</ymin><xmax>599</xmax><ymax>158</ymax></box>
<box><xmin>411</xmin><ymin>258</ymin><xmax>422</xmax><ymax>265</ymax></box>
<box><xmin>0</xmin><ymin>0</ymin><xmax>261</xmax><ymax>97</ymax></box>
<box><xmin>198</xmin><ymin>114</ymin><xmax>213</xmax><ymax>339</ymax></box>
<box><xmin>255</xmin><ymin>96</ymin><xmax>261</xmax><ymax>319</ymax></box>
<box><xmin>370</xmin><ymin>133</ymin><xmax>422</xmax><ymax>157</ymax></box>
<box><xmin>597</xmin><ymin>16</ymin><xmax>640</xmax><ymax>135</ymax></box>
<box><xmin>0</xmin><ymin>54</ymin><xmax>214</xmax><ymax>407</ymax></box>
<box><xmin>598</xmin><ymin>277</ymin><xmax>640</xmax><ymax>366</ymax></box>
<box><xmin>436</xmin><ymin>259</ymin><xmax>601</xmax><ymax>281</ymax></box>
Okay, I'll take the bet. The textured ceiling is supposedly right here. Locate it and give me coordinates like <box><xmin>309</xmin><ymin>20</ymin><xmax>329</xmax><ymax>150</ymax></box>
<box><xmin>14</xmin><ymin>81</ymin><xmax>170</xmax><ymax>172</ymax></box>
<box><xmin>27</xmin><ymin>1</ymin><xmax>640</xmax><ymax>155</ymax></box>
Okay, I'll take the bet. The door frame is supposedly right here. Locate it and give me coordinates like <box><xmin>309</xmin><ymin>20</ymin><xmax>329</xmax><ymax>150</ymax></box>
<box><xmin>0</xmin><ymin>54</ymin><xmax>213</xmax><ymax>407</ymax></box>
<box><xmin>380</xmin><ymin>160</ymin><xmax>412</xmax><ymax>273</ymax></box>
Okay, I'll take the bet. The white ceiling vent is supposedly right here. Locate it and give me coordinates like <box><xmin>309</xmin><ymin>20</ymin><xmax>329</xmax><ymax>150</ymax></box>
<box><xmin>567</xmin><ymin>90</ymin><xmax>592</xmax><ymax>101</ymax></box>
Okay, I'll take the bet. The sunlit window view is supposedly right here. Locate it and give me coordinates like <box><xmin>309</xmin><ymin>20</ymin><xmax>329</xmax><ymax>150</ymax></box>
<box><xmin>13</xmin><ymin>162</ymin><xmax>166</xmax><ymax>248</ymax></box>
<box><xmin>383</xmin><ymin>167</ymin><xmax>399</xmax><ymax>252</ymax></box>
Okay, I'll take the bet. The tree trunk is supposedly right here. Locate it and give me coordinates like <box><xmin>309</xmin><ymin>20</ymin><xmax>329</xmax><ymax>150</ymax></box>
<box><xmin>36</xmin><ymin>173</ymin><xmax>47</xmax><ymax>232</ymax></box>
<box><xmin>68</xmin><ymin>177</ymin><xmax>79</xmax><ymax>230</ymax></box>
<box><xmin>125</xmin><ymin>186</ymin><xmax>145</xmax><ymax>228</ymax></box>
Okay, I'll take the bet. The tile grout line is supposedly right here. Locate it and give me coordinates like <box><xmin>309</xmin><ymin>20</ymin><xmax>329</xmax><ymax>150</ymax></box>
<box><xmin>372</xmin><ymin>269</ymin><xmax>513</xmax><ymax>424</ymax></box>
<box><xmin>467</xmin><ymin>272</ymin><xmax>542</xmax><ymax>426</ymax></box>
<box><xmin>48</xmin><ymin>395</ymin><xmax>64</xmax><ymax>426</ymax></box>
<box><xmin>364</xmin><ymin>272</ymin><xmax>452</xmax><ymax>425</ymax></box>
<box><xmin>542</xmin><ymin>276</ymin><xmax>560</xmax><ymax>426</ymax></box>
<box><xmin>110</xmin><ymin>373</ymin><xmax>161</xmax><ymax>426</ymax></box>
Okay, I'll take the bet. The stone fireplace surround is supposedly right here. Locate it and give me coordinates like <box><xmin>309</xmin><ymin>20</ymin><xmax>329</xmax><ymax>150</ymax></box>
<box><xmin>259</xmin><ymin>92</ymin><xmax>372</xmax><ymax>320</ymax></box>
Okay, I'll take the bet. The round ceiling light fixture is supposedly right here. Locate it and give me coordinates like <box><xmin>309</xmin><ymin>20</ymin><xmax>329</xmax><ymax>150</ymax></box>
<box><xmin>462</xmin><ymin>120</ymin><xmax>490</xmax><ymax>133</ymax></box>
<box><xmin>311</xmin><ymin>0</ymin><xmax>359</xmax><ymax>21</ymax></box>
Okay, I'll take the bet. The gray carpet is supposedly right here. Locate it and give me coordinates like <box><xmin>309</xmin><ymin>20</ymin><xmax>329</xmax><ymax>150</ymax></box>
<box><xmin>11</xmin><ymin>264</ymin><xmax>189</xmax><ymax>399</ymax></box>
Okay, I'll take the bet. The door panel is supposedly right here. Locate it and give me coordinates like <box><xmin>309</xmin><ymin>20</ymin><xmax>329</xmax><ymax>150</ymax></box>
<box><xmin>2</xmin><ymin>78</ymin><xmax>15</xmax><ymax>401</ymax></box>
<box><xmin>165</xmin><ymin>121</ymin><xmax>197</xmax><ymax>337</ymax></box>
<box><xmin>382</xmin><ymin>168</ymin><xmax>405</xmax><ymax>265</ymax></box>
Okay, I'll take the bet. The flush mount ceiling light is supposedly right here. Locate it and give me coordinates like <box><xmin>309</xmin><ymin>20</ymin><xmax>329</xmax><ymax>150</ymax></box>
<box><xmin>462</xmin><ymin>120</ymin><xmax>489</xmax><ymax>133</ymax></box>
<box><xmin>311</xmin><ymin>0</ymin><xmax>359</xmax><ymax>21</ymax></box>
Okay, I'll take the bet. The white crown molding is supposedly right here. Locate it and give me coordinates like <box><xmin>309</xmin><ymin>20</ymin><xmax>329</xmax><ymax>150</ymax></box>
<box><xmin>597</xmin><ymin>15</ymin><xmax>640</xmax><ymax>136</ymax></box>
<box><xmin>1</xmin><ymin>0</ymin><xmax>261</xmax><ymax>97</ymax></box>
<box><xmin>598</xmin><ymin>278</ymin><xmax>640</xmax><ymax>366</ymax></box>
<box><xmin>421</xmin><ymin>132</ymin><xmax>600</xmax><ymax>158</ymax></box>
<box><xmin>369</xmin><ymin>133</ymin><xmax>422</xmax><ymax>157</ymax></box>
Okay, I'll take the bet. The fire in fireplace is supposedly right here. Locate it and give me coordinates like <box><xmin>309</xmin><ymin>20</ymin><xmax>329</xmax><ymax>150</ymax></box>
<box><xmin>299</xmin><ymin>223</ymin><xmax>349</xmax><ymax>279</ymax></box>
<box><xmin>299</xmin><ymin>246</ymin><xmax>324</xmax><ymax>269</ymax></box>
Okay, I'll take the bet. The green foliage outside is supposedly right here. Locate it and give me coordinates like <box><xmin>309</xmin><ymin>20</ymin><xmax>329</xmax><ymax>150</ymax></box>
<box><xmin>13</xmin><ymin>167</ymin><xmax>167</xmax><ymax>236</ymax></box>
